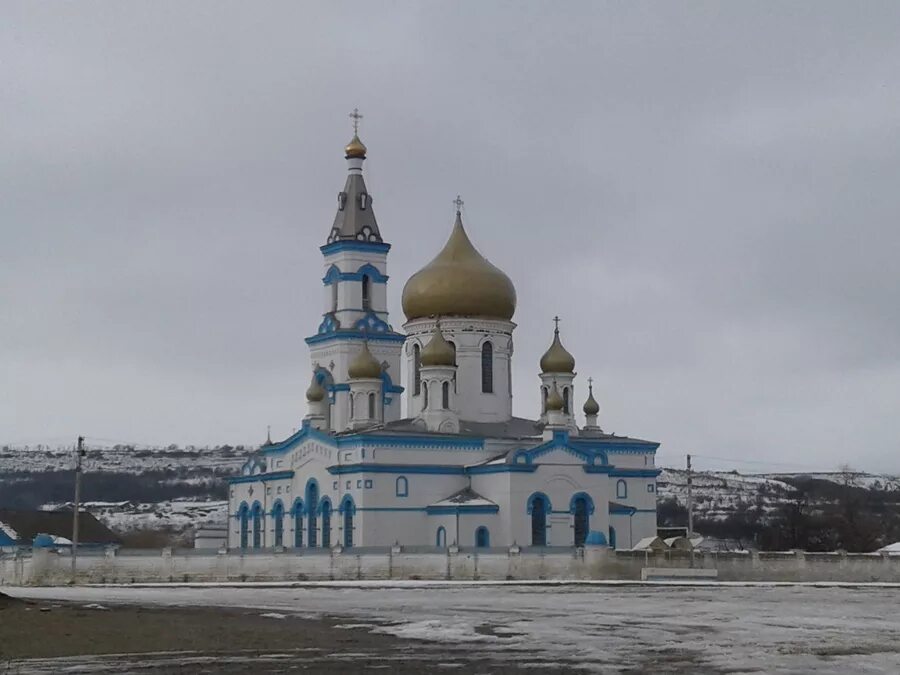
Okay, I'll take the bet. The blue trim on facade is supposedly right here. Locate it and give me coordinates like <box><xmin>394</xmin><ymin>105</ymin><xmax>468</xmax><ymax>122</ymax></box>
<box><xmin>526</xmin><ymin>491</ymin><xmax>553</xmax><ymax>515</ymax></box>
<box><xmin>328</xmin><ymin>464</ymin><xmax>466</xmax><ymax>475</ymax></box>
<box><xmin>609</xmin><ymin>469</ymin><xmax>662</xmax><ymax>478</ymax></box>
<box><xmin>381</xmin><ymin>370</ymin><xmax>404</xmax><ymax>394</ymax></box>
<box><xmin>354</xmin><ymin>312</ymin><xmax>392</xmax><ymax>334</ymax></box>
<box><xmin>569</xmin><ymin>492</ymin><xmax>596</xmax><ymax>515</ymax></box>
<box><xmin>320</xmin><ymin>241</ymin><xmax>391</xmax><ymax>256</ymax></box>
<box><xmin>426</xmin><ymin>504</ymin><xmax>499</xmax><ymax>515</ymax></box>
<box><xmin>466</xmin><ymin>463</ymin><xmax>537</xmax><ymax>474</ymax></box>
<box><xmin>582</xmin><ymin>466</ymin><xmax>613</xmax><ymax>474</ymax></box>
<box><xmin>338</xmin><ymin>494</ymin><xmax>356</xmax><ymax>515</ymax></box>
<box><xmin>322</xmin><ymin>263</ymin><xmax>389</xmax><ymax>285</ymax></box>
<box><xmin>305</xmin><ymin>330</ymin><xmax>406</xmax><ymax>345</ymax></box>
<box><xmin>228</xmin><ymin>470</ymin><xmax>294</xmax><ymax>484</ymax></box>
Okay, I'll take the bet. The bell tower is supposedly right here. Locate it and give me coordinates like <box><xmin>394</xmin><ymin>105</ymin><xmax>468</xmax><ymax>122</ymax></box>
<box><xmin>305</xmin><ymin>111</ymin><xmax>405</xmax><ymax>432</ymax></box>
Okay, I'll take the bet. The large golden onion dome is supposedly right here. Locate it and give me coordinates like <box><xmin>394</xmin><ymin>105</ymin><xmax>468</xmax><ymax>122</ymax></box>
<box><xmin>583</xmin><ymin>382</ymin><xmax>600</xmax><ymax>416</ymax></box>
<box><xmin>345</xmin><ymin>134</ymin><xmax>367</xmax><ymax>159</ymax></box>
<box><xmin>420</xmin><ymin>322</ymin><xmax>456</xmax><ymax>367</ymax></box>
<box><xmin>540</xmin><ymin>324</ymin><xmax>575</xmax><ymax>374</ymax></box>
<box><xmin>546</xmin><ymin>381</ymin><xmax>564</xmax><ymax>412</ymax></box>
<box><xmin>348</xmin><ymin>342</ymin><xmax>382</xmax><ymax>379</ymax></box>
<box><xmin>306</xmin><ymin>374</ymin><xmax>326</xmax><ymax>403</ymax></box>
<box><xmin>402</xmin><ymin>210</ymin><xmax>516</xmax><ymax>321</ymax></box>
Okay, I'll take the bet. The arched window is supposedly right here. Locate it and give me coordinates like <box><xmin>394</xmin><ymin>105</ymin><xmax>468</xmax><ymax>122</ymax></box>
<box><xmin>306</xmin><ymin>481</ymin><xmax>319</xmax><ymax>547</ymax></box>
<box><xmin>340</xmin><ymin>496</ymin><xmax>355</xmax><ymax>548</ymax></box>
<box><xmin>413</xmin><ymin>344</ymin><xmax>421</xmax><ymax>396</ymax></box>
<box><xmin>442</xmin><ymin>381</ymin><xmax>450</xmax><ymax>409</ymax></box>
<box><xmin>251</xmin><ymin>502</ymin><xmax>263</xmax><ymax>549</ymax></box>
<box><xmin>396</xmin><ymin>476</ymin><xmax>408</xmax><ymax>497</ymax></box>
<box><xmin>563</xmin><ymin>387</ymin><xmax>570</xmax><ymax>415</ymax></box>
<box><xmin>616</xmin><ymin>480</ymin><xmax>628</xmax><ymax>499</ymax></box>
<box><xmin>475</xmin><ymin>526</ymin><xmax>490</xmax><ymax>548</ymax></box>
<box><xmin>321</xmin><ymin>499</ymin><xmax>332</xmax><ymax>548</ymax></box>
<box><xmin>423</xmin><ymin>383</ymin><xmax>429</xmax><ymax>410</ymax></box>
<box><xmin>572</xmin><ymin>496</ymin><xmax>589</xmax><ymax>547</ymax></box>
<box><xmin>292</xmin><ymin>499</ymin><xmax>304</xmax><ymax>548</ymax></box>
<box><xmin>542</xmin><ymin>387</ymin><xmax>548</xmax><ymax>413</ymax></box>
<box><xmin>368</xmin><ymin>392</ymin><xmax>376</xmax><ymax>419</ymax></box>
<box><xmin>349</xmin><ymin>392</ymin><xmax>355</xmax><ymax>420</ymax></box>
<box><xmin>331</xmin><ymin>280</ymin><xmax>338</xmax><ymax>313</ymax></box>
<box><xmin>481</xmin><ymin>342</ymin><xmax>494</xmax><ymax>393</ymax></box>
<box><xmin>436</xmin><ymin>526</ymin><xmax>447</xmax><ymax>548</ymax></box>
<box><xmin>238</xmin><ymin>503</ymin><xmax>249</xmax><ymax>549</ymax></box>
<box><xmin>361</xmin><ymin>274</ymin><xmax>371</xmax><ymax>311</ymax></box>
<box><xmin>528</xmin><ymin>493</ymin><xmax>550</xmax><ymax>547</ymax></box>
<box><xmin>448</xmin><ymin>341</ymin><xmax>457</xmax><ymax>392</ymax></box>
<box><xmin>272</xmin><ymin>501</ymin><xmax>284</xmax><ymax>548</ymax></box>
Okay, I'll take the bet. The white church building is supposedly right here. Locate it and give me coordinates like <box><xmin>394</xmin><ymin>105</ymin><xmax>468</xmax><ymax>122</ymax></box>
<box><xmin>228</xmin><ymin>122</ymin><xmax>660</xmax><ymax>552</ymax></box>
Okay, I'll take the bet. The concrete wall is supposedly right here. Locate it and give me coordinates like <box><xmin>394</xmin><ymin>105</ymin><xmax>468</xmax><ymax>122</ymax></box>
<box><xmin>3</xmin><ymin>547</ymin><xmax>900</xmax><ymax>587</ymax></box>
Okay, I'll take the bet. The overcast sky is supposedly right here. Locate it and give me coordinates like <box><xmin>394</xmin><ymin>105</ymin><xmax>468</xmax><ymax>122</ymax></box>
<box><xmin>3</xmin><ymin>2</ymin><xmax>899</xmax><ymax>472</ymax></box>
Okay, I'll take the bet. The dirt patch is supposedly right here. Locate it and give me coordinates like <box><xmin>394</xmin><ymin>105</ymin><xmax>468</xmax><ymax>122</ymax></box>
<box><xmin>0</xmin><ymin>590</ymin><xmax>23</xmax><ymax>608</ymax></box>
<box><xmin>0</xmin><ymin>600</ymin><xmax>573</xmax><ymax>673</ymax></box>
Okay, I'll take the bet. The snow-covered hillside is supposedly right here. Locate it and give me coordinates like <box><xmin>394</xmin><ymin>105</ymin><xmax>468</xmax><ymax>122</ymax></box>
<box><xmin>3</xmin><ymin>444</ymin><xmax>898</xmax><ymax>536</ymax></box>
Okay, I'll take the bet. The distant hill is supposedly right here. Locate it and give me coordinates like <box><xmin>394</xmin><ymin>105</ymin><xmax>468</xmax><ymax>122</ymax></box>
<box><xmin>3</xmin><ymin>444</ymin><xmax>899</xmax><ymax>550</ymax></box>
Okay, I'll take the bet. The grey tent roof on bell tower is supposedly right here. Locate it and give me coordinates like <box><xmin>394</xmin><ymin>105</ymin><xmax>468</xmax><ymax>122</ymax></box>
<box><xmin>326</xmin><ymin>169</ymin><xmax>382</xmax><ymax>244</ymax></box>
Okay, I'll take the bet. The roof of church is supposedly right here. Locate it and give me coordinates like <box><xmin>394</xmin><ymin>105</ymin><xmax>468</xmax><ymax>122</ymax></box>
<box><xmin>341</xmin><ymin>416</ymin><xmax>656</xmax><ymax>445</ymax></box>
<box><xmin>328</xmin><ymin>171</ymin><xmax>381</xmax><ymax>244</ymax></box>
<box><xmin>430</xmin><ymin>487</ymin><xmax>497</xmax><ymax>508</ymax></box>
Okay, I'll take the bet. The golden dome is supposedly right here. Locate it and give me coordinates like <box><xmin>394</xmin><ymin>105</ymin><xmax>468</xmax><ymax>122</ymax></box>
<box><xmin>345</xmin><ymin>134</ymin><xmax>367</xmax><ymax>158</ymax></box>
<box><xmin>546</xmin><ymin>381</ymin><xmax>564</xmax><ymax>412</ymax></box>
<box><xmin>420</xmin><ymin>322</ymin><xmax>456</xmax><ymax>367</ymax></box>
<box><xmin>348</xmin><ymin>342</ymin><xmax>382</xmax><ymax>379</ymax></box>
<box><xmin>402</xmin><ymin>211</ymin><xmax>516</xmax><ymax>321</ymax></box>
<box><xmin>306</xmin><ymin>374</ymin><xmax>326</xmax><ymax>403</ymax></box>
<box><xmin>540</xmin><ymin>325</ymin><xmax>575</xmax><ymax>374</ymax></box>
<box><xmin>583</xmin><ymin>383</ymin><xmax>600</xmax><ymax>416</ymax></box>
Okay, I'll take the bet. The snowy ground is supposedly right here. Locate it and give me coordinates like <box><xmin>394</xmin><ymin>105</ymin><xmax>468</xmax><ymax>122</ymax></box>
<box><xmin>8</xmin><ymin>583</ymin><xmax>900</xmax><ymax>673</ymax></box>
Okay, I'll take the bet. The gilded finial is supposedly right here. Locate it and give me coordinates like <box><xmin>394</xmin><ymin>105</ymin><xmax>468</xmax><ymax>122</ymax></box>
<box><xmin>540</xmin><ymin>316</ymin><xmax>576</xmax><ymax>374</ymax></box>
<box><xmin>583</xmin><ymin>377</ymin><xmax>600</xmax><ymax>417</ymax></box>
<box><xmin>453</xmin><ymin>195</ymin><xmax>464</xmax><ymax>215</ymax></box>
<box><xmin>344</xmin><ymin>108</ymin><xmax>367</xmax><ymax>158</ymax></box>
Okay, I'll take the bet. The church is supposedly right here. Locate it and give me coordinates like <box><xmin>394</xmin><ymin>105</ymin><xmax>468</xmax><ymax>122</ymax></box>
<box><xmin>228</xmin><ymin>119</ymin><xmax>660</xmax><ymax>552</ymax></box>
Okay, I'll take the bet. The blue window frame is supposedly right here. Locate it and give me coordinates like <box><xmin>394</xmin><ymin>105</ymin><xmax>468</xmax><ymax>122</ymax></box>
<box><xmin>251</xmin><ymin>502</ymin><xmax>263</xmax><ymax>549</ymax></box>
<box><xmin>647</xmin><ymin>483</ymin><xmax>655</xmax><ymax>493</ymax></box>
<box><xmin>475</xmin><ymin>526</ymin><xmax>490</xmax><ymax>548</ymax></box>
<box><xmin>356</xmin><ymin>479</ymin><xmax>362</xmax><ymax>489</ymax></box>
<box><xmin>272</xmin><ymin>501</ymin><xmax>284</xmax><ymax>548</ymax></box>
<box><xmin>364</xmin><ymin>479</ymin><xmax>373</xmax><ymax>489</ymax></box>
<box><xmin>340</xmin><ymin>495</ymin><xmax>355</xmax><ymax>548</ymax></box>
<box><xmin>238</xmin><ymin>503</ymin><xmax>249</xmax><ymax>549</ymax></box>
<box><xmin>616</xmin><ymin>479</ymin><xmax>628</xmax><ymax>499</ymax></box>
<box><xmin>528</xmin><ymin>493</ymin><xmax>551</xmax><ymax>546</ymax></box>
<box><xmin>321</xmin><ymin>498</ymin><xmax>332</xmax><ymax>548</ymax></box>
<box><xmin>307</xmin><ymin>481</ymin><xmax>319</xmax><ymax>547</ymax></box>
<box><xmin>396</xmin><ymin>476</ymin><xmax>408</xmax><ymax>497</ymax></box>
<box><xmin>291</xmin><ymin>499</ymin><xmax>304</xmax><ymax>548</ymax></box>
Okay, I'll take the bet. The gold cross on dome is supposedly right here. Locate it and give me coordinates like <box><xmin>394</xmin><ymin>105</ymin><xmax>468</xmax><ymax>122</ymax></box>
<box><xmin>553</xmin><ymin>315</ymin><xmax>560</xmax><ymax>332</ymax></box>
<box><xmin>588</xmin><ymin>377</ymin><xmax>594</xmax><ymax>389</ymax></box>
<box><xmin>349</xmin><ymin>108</ymin><xmax>363</xmax><ymax>134</ymax></box>
<box><xmin>453</xmin><ymin>195</ymin><xmax>464</xmax><ymax>213</ymax></box>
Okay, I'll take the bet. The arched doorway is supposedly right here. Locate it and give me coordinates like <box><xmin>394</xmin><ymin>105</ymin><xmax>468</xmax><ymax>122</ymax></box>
<box><xmin>573</xmin><ymin>496</ymin><xmax>589</xmax><ymax>547</ymax></box>
<box><xmin>475</xmin><ymin>526</ymin><xmax>490</xmax><ymax>548</ymax></box>
<box><xmin>340</xmin><ymin>496</ymin><xmax>355</xmax><ymax>548</ymax></box>
<box><xmin>436</xmin><ymin>526</ymin><xmax>447</xmax><ymax>548</ymax></box>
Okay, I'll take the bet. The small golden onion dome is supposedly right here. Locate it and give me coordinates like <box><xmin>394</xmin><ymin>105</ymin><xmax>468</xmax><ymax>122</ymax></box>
<box><xmin>348</xmin><ymin>341</ymin><xmax>382</xmax><ymax>379</ymax></box>
<box><xmin>540</xmin><ymin>326</ymin><xmax>575</xmax><ymax>374</ymax></box>
<box><xmin>345</xmin><ymin>134</ymin><xmax>367</xmax><ymax>158</ymax></box>
<box><xmin>583</xmin><ymin>385</ymin><xmax>600</xmax><ymax>416</ymax></box>
<box><xmin>420</xmin><ymin>322</ymin><xmax>456</xmax><ymax>367</ymax></box>
<box><xmin>402</xmin><ymin>211</ymin><xmax>516</xmax><ymax>321</ymax></box>
<box><xmin>546</xmin><ymin>382</ymin><xmax>564</xmax><ymax>412</ymax></box>
<box><xmin>306</xmin><ymin>374</ymin><xmax>326</xmax><ymax>403</ymax></box>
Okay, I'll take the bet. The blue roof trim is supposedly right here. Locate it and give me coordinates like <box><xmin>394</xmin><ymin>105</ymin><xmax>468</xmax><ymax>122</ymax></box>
<box><xmin>305</xmin><ymin>330</ymin><xmax>406</xmax><ymax>345</ymax></box>
<box><xmin>323</xmin><ymin>262</ymin><xmax>389</xmax><ymax>284</ymax></box>
<box><xmin>582</xmin><ymin>466</ymin><xmax>613</xmax><ymax>474</ymax></box>
<box><xmin>426</xmin><ymin>504</ymin><xmax>500</xmax><ymax>515</ymax></box>
<box><xmin>228</xmin><ymin>470</ymin><xmax>295</xmax><ymax>484</ymax></box>
<box><xmin>321</xmin><ymin>241</ymin><xmax>391</xmax><ymax>255</ymax></box>
<box><xmin>328</xmin><ymin>463</ymin><xmax>466</xmax><ymax>475</ymax></box>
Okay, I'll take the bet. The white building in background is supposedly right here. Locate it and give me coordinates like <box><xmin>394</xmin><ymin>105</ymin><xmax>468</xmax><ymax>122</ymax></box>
<box><xmin>228</xmin><ymin>123</ymin><xmax>660</xmax><ymax>551</ymax></box>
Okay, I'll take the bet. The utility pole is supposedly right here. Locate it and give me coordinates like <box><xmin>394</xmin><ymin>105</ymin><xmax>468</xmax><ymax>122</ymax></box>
<box><xmin>71</xmin><ymin>435</ymin><xmax>85</xmax><ymax>583</ymax></box>
<box><xmin>686</xmin><ymin>453</ymin><xmax>693</xmax><ymax>538</ymax></box>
